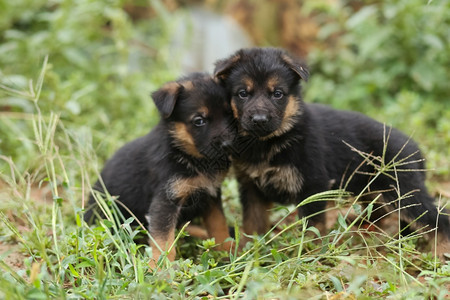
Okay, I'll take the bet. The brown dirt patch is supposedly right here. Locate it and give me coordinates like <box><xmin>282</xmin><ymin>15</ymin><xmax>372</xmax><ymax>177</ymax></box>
<box><xmin>0</xmin><ymin>242</ymin><xmax>27</xmax><ymax>274</ymax></box>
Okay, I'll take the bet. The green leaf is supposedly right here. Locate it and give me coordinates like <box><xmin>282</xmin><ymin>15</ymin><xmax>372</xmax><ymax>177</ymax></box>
<box><xmin>366</xmin><ymin>203</ymin><xmax>373</xmax><ymax>220</ymax></box>
<box><xmin>271</xmin><ymin>249</ymin><xmax>282</xmax><ymax>264</ymax></box>
<box><xmin>329</xmin><ymin>275</ymin><xmax>343</xmax><ymax>292</ymax></box>
<box><xmin>68</xmin><ymin>264</ymin><xmax>80</xmax><ymax>277</ymax></box>
<box><xmin>337</xmin><ymin>213</ymin><xmax>348</xmax><ymax>230</ymax></box>
<box><xmin>346</xmin><ymin>5</ymin><xmax>377</xmax><ymax>29</ymax></box>
<box><xmin>307</xmin><ymin>226</ymin><xmax>321</xmax><ymax>237</ymax></box>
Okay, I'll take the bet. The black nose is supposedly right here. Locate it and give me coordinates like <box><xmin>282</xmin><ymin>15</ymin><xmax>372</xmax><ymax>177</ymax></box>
<box><xmin>251</xmin><ymin>114</ymin><xmax>269</xmax><ymax>125</ymax></box>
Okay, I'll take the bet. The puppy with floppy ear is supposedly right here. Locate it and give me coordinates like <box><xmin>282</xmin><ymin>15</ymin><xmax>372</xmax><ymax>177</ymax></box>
<box><xmin>85</xmin><ymin>73</ymin><xmax>236</xmax><ymax>267</ymax></box>
<box><xmin>152</xmin><ymin>82</ymin><xmax>180</xmax><ymax>118</ymax></box>
<box><xmin>214</xmin><ymin>47</ymin><xmax>450</xmax><ymax>259</ymax></box>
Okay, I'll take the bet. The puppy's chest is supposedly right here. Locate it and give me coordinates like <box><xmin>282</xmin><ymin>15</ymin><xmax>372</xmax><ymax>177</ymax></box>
<box><xmin>166</xmin><ymin>171</ymin><xmax>226</xmax><ymax>202</ymax></box>
<box><xmin>235</xmin><ymin>161</ymin><xmax>303</xmax><ymax>196</ymax></box>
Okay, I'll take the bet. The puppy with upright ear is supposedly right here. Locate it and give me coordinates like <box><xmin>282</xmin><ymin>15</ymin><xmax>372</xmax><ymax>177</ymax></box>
<box><xmin>214</xmin><ymin>49</ymin><xmax>309</xmax><ymax>82</ymax></box>
<box><xmin>214</xmin><ymin>47</ymin><xmax>450</xmax><ymax>260</ymax></box>
<box><xmin>85</xmin><ymin>73</ymin><xmax>236</xmax><ymax>268</ymax></box>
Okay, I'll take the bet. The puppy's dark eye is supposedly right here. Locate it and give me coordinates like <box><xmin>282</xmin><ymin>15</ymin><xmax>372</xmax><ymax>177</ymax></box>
<box><xmin>192</xmin><ymin>116</ymin><xmax>206</xmax><ymax>127</ymax></box>
<box><xmin>273</xmin><ymin>90</ymin><xmax>284</xmax><ymax>100</ymax></box>
<box><xmin>238</xmin><ymin>90</ymin><xmax>248</xmax><ymax>99</ymax></box>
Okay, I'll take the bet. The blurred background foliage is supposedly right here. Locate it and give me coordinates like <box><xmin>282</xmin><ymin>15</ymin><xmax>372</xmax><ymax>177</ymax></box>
<box><xmin>0</xmin><ymin>0</ymin><xmax>449</xmax><ymax>179</ymax></box>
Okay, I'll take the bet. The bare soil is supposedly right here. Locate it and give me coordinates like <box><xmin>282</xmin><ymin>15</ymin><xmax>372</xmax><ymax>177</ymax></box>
<box><xmin>0</xmin><ymin>242</ymin><xmax>27</xmax><ymax>274</ymax></box>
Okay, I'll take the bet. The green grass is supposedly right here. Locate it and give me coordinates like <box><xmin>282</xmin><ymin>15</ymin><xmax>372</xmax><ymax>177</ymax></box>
<box><xmin>0</xmin><ymin>67</ymin><xmax>449</xmax><ymax>298</ymax></box>
<box><xmin>1</xmin><ymin>0</ymin><xmax>450</xmax><ymax>298</ymax></box>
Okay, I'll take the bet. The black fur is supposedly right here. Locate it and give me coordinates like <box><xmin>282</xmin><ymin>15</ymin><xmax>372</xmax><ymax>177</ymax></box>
<box><xmin>214</xmin><ymin>48</ymin><xmax>450</xmax><ymax>247</ymax></box>
<box><xmin>84</xmin><ymin>73</ymin><xmax>236</xmax><ymax>261</ymax></box>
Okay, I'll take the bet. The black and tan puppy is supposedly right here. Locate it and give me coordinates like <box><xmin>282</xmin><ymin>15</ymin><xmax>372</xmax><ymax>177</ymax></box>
<box><xmin>214</xmin><ymin>47</ymin><xmax>450</xmax><ymax>257</ymax></box>
<box><xmin>84</xmin><ymin>73</ymin><xmax>235</xmax><ymax>266</ymax></box>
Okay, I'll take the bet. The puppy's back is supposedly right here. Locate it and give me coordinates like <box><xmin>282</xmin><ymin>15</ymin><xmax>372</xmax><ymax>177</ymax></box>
<box><xmin>307</xmin><ymin>103</ymin><xmax>421</xmax><ymax>161</ymax></box>
<box><xmin>84</xmin><ymin>124</ymin><xmax>170</xmax><ymax>224</ymax></box>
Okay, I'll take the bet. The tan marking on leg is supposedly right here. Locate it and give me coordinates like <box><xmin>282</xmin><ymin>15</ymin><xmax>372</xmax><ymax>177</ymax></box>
<box><xmin>204</xmin><ymin>205</ymin><xmax>232</xmax><ymax>251</ymax></box>
<box><xmin>243</xmin><ymin>201</ymin><xmax>273</xmax><ymax>235</ymax></box>
<box><xmin>185</xmin><ymin>224</ymin><xmax>208</xmax><ymax>239</ymax></box>
<box><xmin>170</xmin><ymin>122</ymin><xmax>203</xmax><ymax>158</ymax></box>
<box><xmin>430</xmin><ymin>232</ymin><xmax>450</xmax><ymax>262</ymax></box>
<box><xmin>149</xmin><ymin>229</ymin><xmax>176</xmax><ymax>269</ymax></box>
<box><xmin>240</xmin><ymin>201</ymin><xmax>273</xmax><ymax>249</ymax></box>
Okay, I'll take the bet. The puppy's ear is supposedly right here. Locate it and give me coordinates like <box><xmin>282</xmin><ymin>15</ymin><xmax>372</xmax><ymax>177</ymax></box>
<box><xmin>214</xmin><ymin>54</ymin><xmax>241</xmax><ymax>81</ymax></box>
<box><xmin>151</xmin><ymin>82</ymin><xmax>182</xmax><ymax>119</ymax></box>
<box><xmin>281</xmin><ymin>53</ymin><xmax>309</xmax><ymax>82</ymax></box>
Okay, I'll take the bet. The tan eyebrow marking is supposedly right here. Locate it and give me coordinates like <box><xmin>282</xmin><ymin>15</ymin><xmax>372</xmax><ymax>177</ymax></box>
<box><xmin>243</xmin><ymin>77</ymin><xmax>254</xmax><ymax>91</ymax></box>
<box><xmin>266</xmin><ymin>76</ymin><xmax>279</xmax><ymax>92</ymax></box>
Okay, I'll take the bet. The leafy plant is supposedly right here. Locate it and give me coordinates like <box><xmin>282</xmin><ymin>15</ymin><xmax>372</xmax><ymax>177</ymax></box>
<box><xmin>0</xmin><ymin>0</ymin><xmax>177</xmax><ymax>174</ymax></box>
<box><xmin>305</xmin><ymin>0</ymin><xmax>450</xmax><ymax>177</ymax></box>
